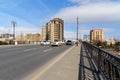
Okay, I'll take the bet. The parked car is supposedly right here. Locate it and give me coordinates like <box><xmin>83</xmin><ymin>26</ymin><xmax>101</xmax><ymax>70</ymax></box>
<box><xmin>51</xmin><ymin>40</ymin><xmax>62</xmax><ymax>46</ymax></box>
<box><xmin>66</xmin><ymin>40</ymin><xmax>72</xmax><ymax>45</ymax></box>
<box><xmin>41</xmin><ymin>41</ymin><xmax>50</xmax><ymax>45</ymax></box>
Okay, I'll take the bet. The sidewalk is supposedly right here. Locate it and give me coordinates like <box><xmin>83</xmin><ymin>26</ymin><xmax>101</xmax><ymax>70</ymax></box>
<box><xmin>36</xmin><ymin>45</ymin><xmax>80</xmax><ymax>80</ymax></box>
<box><xmin>79</xmin><ymin>44</ymin><xmax>103</xmax><ymax>80</ymax></box>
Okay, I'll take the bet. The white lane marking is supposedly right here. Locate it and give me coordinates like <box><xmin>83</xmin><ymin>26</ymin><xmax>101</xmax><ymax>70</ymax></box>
<box><xmin>7</xmin><ymin>47</ymin><xmax>22</xmax><ymax>50</ymax></box>
<box><xmin>24</xmin><ymin>48</ymin><xmax>37</xmax><ymax>52</ymax></box>
<box><xmin>43</xmin><ymin>49</ymin><xmax>52</xmax><ymax>52</ymax></box>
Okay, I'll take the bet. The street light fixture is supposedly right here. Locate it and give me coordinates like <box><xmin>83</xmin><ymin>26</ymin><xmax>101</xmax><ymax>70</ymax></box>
<box><xmin>11</xmin><ymin>21</ymin><xmax>16</xmax><ymax>44</ymax></box>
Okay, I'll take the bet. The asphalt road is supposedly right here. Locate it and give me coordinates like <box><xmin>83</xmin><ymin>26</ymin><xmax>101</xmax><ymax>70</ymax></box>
<box><xmin>0</xmin><ymin>44</ymin><xmax>72</xmax><ymax>80</ymax></box>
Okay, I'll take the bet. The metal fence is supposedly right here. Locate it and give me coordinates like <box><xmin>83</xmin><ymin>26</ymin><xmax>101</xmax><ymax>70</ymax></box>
<box><xmin>83</xmin><ymin>42</ymin><xmax>120</xmax><ymax>80</ymax></box>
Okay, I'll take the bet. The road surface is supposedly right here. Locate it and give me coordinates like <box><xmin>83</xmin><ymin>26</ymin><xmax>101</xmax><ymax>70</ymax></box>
<box><xmin>0</xmin><ymin>44</ymin><xmax>72</xmax><ymax>80</ymax></box>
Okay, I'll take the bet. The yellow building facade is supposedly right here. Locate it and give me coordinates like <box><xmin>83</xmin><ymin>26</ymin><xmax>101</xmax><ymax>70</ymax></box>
<box><xmin>42</xmin><ymin>18</ymin><xmax>64</xmax><ymax>42</ymax></box>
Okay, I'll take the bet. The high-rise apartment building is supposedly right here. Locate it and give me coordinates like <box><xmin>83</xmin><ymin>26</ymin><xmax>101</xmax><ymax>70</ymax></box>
<box><xmin>46</xmin><ymin>22</ymin><xmax>51</xmax><ymax>41</ymax></box>
<box><xmin>90</xmin><ymin>29</ymin><xmax>104</xmax><ymax>43</ymax></box>
<box><xmin>42</xmin><ymin>18</ymin><xmax>64</xmax><ymax>42</ymax></box>
<box><xmin>42</xmin><ymin>25</ymin><xmax>47</xmax><ymax>41</ymax></box>
<box><xmin>50</xmin><ymin>18</ymin><xmax>64</xmax><ymax>42</ymax></box>
<box><xmin>42</xmin><ymin>22</ymin><xmax>51</xmax><ymax>41</ymax></box>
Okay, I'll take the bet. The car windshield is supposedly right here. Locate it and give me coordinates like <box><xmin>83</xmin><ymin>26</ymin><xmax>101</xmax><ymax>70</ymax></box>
<box><xmin>54</xmin><ymin>40</ymin><xmax>59</xmax><ymax>42</ymax></box>
<box><xmin>67</xmin><ymin>40</ymin><xmax>72</xmax><ymax>42</ymax></box>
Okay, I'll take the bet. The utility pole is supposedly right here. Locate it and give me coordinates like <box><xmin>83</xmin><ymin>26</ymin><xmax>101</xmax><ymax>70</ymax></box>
<box><xmin>8</xmin><ymin>28</ymin><xmax>10</xmax><ymax>39</ymax></box>
<box><xmin>11</xmin><ymin>21</ymin><xmax>16</xmax><ymax>45</ymax></box>
<box><xmin>76</xmin><ymin>17</ymin><xmax>79</xmax><ymax>46</ymax></box>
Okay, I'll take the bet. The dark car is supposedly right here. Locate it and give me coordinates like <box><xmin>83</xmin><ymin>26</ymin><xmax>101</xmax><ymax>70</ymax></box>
<box><xmin>66</xmin><ymin>40</ymin><xmax>72</xmax><ymax>45</ymax></box>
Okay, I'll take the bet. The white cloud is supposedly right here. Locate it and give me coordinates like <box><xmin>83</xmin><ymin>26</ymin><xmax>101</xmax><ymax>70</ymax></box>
<box><xmin>53</xmin><ymin>2</ymin><xmax>120</xmax><ymax>23</ymax></box>
<box><xmin>69</xmin><ymin>0</ymin><xmax>90</xmax><ymax>4</ymax></box>
<box><xmin>103</xmin><ymin>28</ymin><xmax>114</xmax><ymax>32</ymax></box>
<box><xmin>0</xmin><ymin>12</ymin><xmax>36</xmax><ymax>27</ymax></box>
<box><xmin>0</xmin><ymin>12</ymin><xmax>41</xmax><ymax>35</ymax></box>
<box><xmin>0</xmin><ymin>26</ymin><xmax>41</xmax><ymax>36</ymax></box>
<box><xmin>64</xmin><ymin>31</ymin><xmax>76</xmax><ymax>40</ymax></box>
<box><xmin>15</xmin><ymin>27</ymin><xmax>41</xmax><ymax>34</ymax></box>
<box><xmin>69</xmin><ymin>0</ymin><xmax>113</xmax><ymax>4</ymax></box>
<box><xmin>64</xmin><ymin>29</ymin><xmax>90</xmax><ymax>40</ymax></box>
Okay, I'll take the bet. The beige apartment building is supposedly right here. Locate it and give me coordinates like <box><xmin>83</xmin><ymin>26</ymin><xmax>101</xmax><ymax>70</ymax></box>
<box><xmin>46</xmin><ymin>22</ymin><xmax>51</xmax><ymax>41</ymax></box>
<box><xmin>42</xmin><ymin>25</ymin><xmax>47</xmax><ymax>41</ymax></box>
<box><xmin>90</xmin><ymin>29</ymin><xmax>104</xmax><ymax>43</ymax></box>
<box><xmin>16</xmin><ymin>33</ymin><xmax>41</xmax><ymax>44</ymax></box>
<box><xmin>42</xmin><ymin>18</ymin><xmax>64</xmax><ymax>42</ymax></box>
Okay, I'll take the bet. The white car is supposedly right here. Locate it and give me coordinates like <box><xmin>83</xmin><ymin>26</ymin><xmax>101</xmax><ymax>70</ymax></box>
<box><xmin>41</xmin><ymin>41</ymin><xmax>50</xmax><ymax>45</ymax></box>
<box><xmin>51</xmin><ymin>40</ymin><xmax>62</xmax><ymax>46</ymax></box>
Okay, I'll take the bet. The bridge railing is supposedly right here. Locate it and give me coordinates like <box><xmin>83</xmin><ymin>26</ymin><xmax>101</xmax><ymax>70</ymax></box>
<box><xmin>83</xmin><ymin>42</ymin><xmax>120</xmax><ymax>80</ymax></box>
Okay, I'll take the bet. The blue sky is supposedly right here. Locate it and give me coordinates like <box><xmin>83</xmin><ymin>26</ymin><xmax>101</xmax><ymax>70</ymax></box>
<box><xmin>0</xmin><ymin>0</ymin><xmax>120</xmax><ymax>40</ymax></box>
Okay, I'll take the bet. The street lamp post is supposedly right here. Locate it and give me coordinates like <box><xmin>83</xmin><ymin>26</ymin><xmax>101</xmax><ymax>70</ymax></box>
<box><xmin>11</xmin><ymin>21</ymin><xmax>16</xmax><ymax>45</ymax></box>
<box><xmin>76</xmin><ymin>17</ymin><xmax>79</xmax><ymax>46</ymax></box>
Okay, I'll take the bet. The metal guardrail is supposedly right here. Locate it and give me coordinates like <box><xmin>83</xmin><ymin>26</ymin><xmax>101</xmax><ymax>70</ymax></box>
<box><xmin>83</xmin><ymin>42</ymin><xmax>120</xmax><ymax>80</ymax></box>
